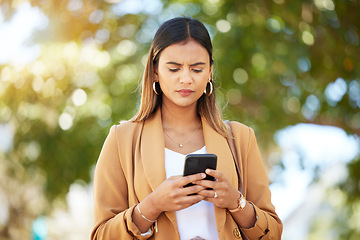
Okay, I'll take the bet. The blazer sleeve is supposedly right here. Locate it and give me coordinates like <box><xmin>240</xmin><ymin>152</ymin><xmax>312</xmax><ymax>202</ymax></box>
<box><xmin>238</xmin><ymin>126</ymin><xmax>283</xmax><ymax>240</ymax></box>
<box><xmin>91</xmin><ymin>125</ymin><xmax>154</xmax><ymax>240</ymax></box>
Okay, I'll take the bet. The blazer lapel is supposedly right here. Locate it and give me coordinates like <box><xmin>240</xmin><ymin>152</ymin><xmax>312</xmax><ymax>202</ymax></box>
<box><xmin>140</xmin><ymin>108</ymin><xmax>179</xmax><ymax>231</ymax></box>
<box><xmin>202</xmin><ymin>117</ymin><xmax>238</xmax><ymax>236</ymax></box>
<box><xmin>141</xmin><ymin>108</ymin><xmax>166</xmax><ymax>191</ymax></box>
<box><xmin>202</xmin><ymin>117</ymin><xmax>238</xmax><ymax>189</ymax></box>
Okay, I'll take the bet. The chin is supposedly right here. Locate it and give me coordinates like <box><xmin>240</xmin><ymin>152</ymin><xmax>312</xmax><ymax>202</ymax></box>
<box><xmin>163</xmin><ymin>95</ymin><xmax>198</xmax><ymax>108</ymax></box>
<box><xmin>176</xmin><ymin>101</ymin><xmax>198</xmax><ymax>108</ymax></box>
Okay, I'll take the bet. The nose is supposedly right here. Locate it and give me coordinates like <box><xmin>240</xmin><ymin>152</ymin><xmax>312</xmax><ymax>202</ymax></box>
<box><xmin>180</xmin><ymin>69</ymin><xmax>192</xmax><ymax>85</ymax></box>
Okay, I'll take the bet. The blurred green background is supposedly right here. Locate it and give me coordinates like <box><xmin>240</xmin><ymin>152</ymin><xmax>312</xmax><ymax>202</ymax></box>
<box><xmin>0</xmin><ymin>0</ymin><xmax>359</xmax><ymax>239</ymax></box>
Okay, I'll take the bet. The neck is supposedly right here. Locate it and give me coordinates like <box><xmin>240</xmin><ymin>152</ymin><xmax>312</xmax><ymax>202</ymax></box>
<box><xmin>161</xmin><ymin>102</ymin><xmax>201</xmax><ymax>129</ymax></box>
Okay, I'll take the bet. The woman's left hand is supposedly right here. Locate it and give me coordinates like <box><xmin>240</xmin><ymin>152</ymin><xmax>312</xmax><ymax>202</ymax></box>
<box><xmin>193</xmin><ymin>169</ymin><xmax>240</xmax><ymax>210</ymax></box>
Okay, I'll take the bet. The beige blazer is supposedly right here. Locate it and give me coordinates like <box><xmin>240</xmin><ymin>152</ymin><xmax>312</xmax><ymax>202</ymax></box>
<box><xmin>91</xmin><ymin>109</ymin><xmax>282</xmax><ymax>240</ymax></box>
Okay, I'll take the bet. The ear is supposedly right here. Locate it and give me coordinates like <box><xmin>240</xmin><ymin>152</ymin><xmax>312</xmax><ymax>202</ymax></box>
<box><xmin>153</xmin><ymin>70</ymin><xmax>158</xmax><ymax>82</ymax></box>
<box><xmin>209</xmin><ymin>65</ymin><xmax>213</xmax><ymax>81</ymax></box>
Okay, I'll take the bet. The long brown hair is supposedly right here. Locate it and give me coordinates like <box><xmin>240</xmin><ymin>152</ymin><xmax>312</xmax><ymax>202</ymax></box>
<box><xmin>131</xmin><ymin>17</ymin><xmax>230</xmax><ymax>138</ymax></box>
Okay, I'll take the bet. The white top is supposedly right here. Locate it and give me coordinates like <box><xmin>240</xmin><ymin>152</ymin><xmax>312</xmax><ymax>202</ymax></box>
<box><xmin>165</xmin><ymin>146</ymin><xmax>219</xmax><ymax>240</ymax></box>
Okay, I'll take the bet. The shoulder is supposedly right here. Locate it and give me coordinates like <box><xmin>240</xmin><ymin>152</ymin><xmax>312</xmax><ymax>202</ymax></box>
<box><xmin>109</xmin><ymin>120</ymin><xmax>143</xmax><ymax>140</ymax></box>
<box><xmin>227</xmin><ymin>121</ymin><xmax>253</xmax><ymax>136</ymax></box>
<box><xmin>117</xmin><ymin>120</ymin><xmax>143</xmax><ymax>130</ymax></box>
<box><xmin>227</xmin><ymin>121</ymin><xmax>257</xmax><ymax>148</ymax></box>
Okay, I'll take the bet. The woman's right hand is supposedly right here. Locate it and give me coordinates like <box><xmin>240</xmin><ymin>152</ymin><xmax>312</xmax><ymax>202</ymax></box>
<box><xmin>151</xmin><ymin>173</ymin><xmax>207</xmax><ymax>213</ymax></box>
<box><xmin>133</xmin><ymin>173</ymin><xmax>206</xmax><ymax>233</ymax></box>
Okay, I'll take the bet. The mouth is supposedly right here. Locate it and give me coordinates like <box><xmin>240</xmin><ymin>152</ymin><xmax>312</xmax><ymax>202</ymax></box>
<box><xmin>177</xmin><ymin>89</ymin><xmax>194</xmax><ymax>97</ymax></box>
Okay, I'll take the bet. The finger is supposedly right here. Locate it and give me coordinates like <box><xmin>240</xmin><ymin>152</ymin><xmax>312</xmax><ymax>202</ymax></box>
<box><xmin>177</xmin><ymin>191</ymin><xmax>206</xmax><ymax>207</ymax></box>
<box><xmin>197</xmin><ymin>189</ymin><xmax>217</xmax><ymax>199</ymax></box>
<box><xmin>168</xmin><ymin>175</ymin><xmax>182</xmax><ymax>180</ymax></box>
<box><xmin>205</xmin><ymin>169</ymin><xmax>224</xmax><ymax>181</ymax></box>
<box><xmin>192</xmin><ymin>179</ymin><xmax>216</xmax><ymax>189</ymax></box>
<box><xmin>180</xmin><ymin>173</ymin><xmax>206</xmax><ymax>187</ymax></box>
<box><xmin>184</xmin><ymin>196</ymin><xmax>206</xmax><ymax>208</ymax></box>
<box><xmin>183</xmin><ymin>184</ymin><xmax>206</xmax><ymax>196</ymax></box>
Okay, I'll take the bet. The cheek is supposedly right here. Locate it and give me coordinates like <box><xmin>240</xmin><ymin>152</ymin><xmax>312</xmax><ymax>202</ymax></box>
<box><xmin>200</xmin><ymin>73</ymin><xmax>210</xmax><ymax>85</ymax></box>
<box><xmin>158</xmin><ymin>67</ymin><xmax>172</xmax><ymax>80</ymax></box>
<box><xmin>201</xmin><ymin>80</ymin><xmax>208</xmax><ymax>92</ymax></box>
<box><xmin>157</xmin><ymin>71</ymin><xmax>173</xmax><ymax>90</ymax></box>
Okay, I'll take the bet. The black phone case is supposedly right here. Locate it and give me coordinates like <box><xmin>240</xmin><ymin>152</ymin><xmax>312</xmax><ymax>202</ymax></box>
<box><xmin>183</xmin><ymin>154</ymin><xmax>217</xmax><ymax>188</ymax></box>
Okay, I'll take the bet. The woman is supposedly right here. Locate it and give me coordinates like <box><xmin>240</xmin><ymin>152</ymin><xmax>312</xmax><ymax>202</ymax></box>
<box><xmin>91</xmin><ymin>17</ymin><xmax>282</xmax><ymax>240</ymax></box>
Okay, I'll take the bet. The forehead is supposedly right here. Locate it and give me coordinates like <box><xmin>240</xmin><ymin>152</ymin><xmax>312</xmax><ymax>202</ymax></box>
<box><xmin>159</xmin><ymin>39</ymin><xmax>210</xmax><ymax>64</ymax></box>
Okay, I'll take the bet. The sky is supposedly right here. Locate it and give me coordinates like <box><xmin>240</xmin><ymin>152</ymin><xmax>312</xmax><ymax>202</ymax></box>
<box><xmin>271</xmin><ymin>123</ymin><xmax>360</xmax><ymax>220</ymax></box>
<box><xmin>0</xmin><ymin>2</ymin><xmax>48</xmax><ymax>65</ymax></box>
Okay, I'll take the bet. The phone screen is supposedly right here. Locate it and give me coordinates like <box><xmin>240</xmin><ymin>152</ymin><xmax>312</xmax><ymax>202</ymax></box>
<box><xmin>183</xmin><ymin>154</ymin><xmax>217</xmax><ymax>188</ymax></box>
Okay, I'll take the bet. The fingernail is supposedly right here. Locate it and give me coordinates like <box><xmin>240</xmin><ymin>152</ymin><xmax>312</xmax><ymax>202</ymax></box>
<box><xmin>205</xmin><ymin>169</ymin><xmax>211</xmax><ymax>174</ymax></box>
<box><xmin>202</xmin><ymin>173</ymin><xmax>206</xmax><ymax>178</ymax></box>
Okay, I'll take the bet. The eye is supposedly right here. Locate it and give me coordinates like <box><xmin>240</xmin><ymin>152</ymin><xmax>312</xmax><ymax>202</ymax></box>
<box><xmin>169</xmin><ymin>68</ymin><xmax>180</xmax><ymax>72</ymax></box>
<box><xmin>192</xmin><ymin>69</ymin><xmax>203</xmax><ymax>73</ymax></box>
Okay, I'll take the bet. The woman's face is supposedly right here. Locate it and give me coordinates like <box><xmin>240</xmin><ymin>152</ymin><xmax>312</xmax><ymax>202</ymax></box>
<box><xmin>155</xmin><ymin>38</ymin><xmax>212</xmax><ymax>109</ymax></box>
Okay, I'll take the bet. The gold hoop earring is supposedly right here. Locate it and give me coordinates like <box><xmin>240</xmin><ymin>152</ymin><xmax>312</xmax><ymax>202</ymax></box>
<box><xmin>153</xmin><ymin>82</ymin><xmax>161</xmax><ymax>95</ymax></box>
<box><xmin>204</xmin><ymin>80</ymin><xmax>213</xmax><ymax>96</ymax></box>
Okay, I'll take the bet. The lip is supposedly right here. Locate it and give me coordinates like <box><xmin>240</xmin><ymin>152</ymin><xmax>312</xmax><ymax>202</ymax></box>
<box><xmin>177</xmin><ymin>89</ymin><xmax>194</xmax><ymax>97</ymax></box>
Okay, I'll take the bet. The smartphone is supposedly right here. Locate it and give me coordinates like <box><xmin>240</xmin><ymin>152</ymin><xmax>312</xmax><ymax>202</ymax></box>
<box><xmin>183</xmin><ymin>153</ymin><xmax>217</xmax><ymax>188</ymax></box>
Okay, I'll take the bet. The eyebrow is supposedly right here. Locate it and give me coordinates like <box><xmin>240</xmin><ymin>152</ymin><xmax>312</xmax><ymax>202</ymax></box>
<box><xmin>165</xmin><ymin>61</ymin><xmax>206</xmax><ymax>67</ymax></box>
